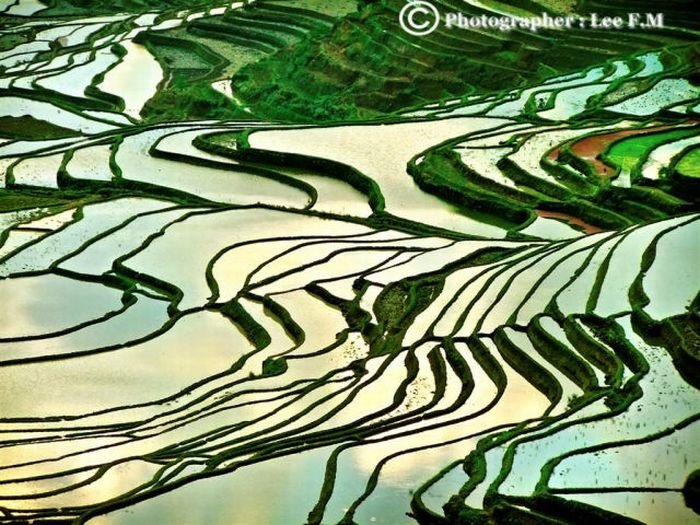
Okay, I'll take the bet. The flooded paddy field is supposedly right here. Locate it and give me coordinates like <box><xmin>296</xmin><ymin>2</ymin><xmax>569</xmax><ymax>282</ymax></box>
<box><xmin>0</xmin><ymin>1</ymin><xmax>698</xmax><ymax>524</ymax></box>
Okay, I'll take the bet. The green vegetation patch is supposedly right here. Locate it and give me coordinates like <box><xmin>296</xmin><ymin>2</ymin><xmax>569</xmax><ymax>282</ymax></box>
<box><xmin>676</xmin><ymin>147</ymin><xmax>700</xmax><ymax>178</ymax></box>
<box><xmin>220</xmin><ymin>299</ymin><xmax>272</xmax><ymax>351</ymax></box>
<box><xmin>371</xmin><ymin>277</ymin><xmax>442</xmax><ymax>356</ymax></box>
<box><xmin>267</xmin><ymin>0</ymin><xmax>358</xmax><ymax>18</ymax></box>
<box><xmin>133</xmin><ymin>1</ymin><xmax>354</xmax><ymax>122</ymax></box>
<box><xmin>604</xmin><ymin>128</ymin><xmax>700</xmax><ymax>176</ymax></box>
<box><xmin>0</xmin><ymin>116</ymin><xmax>82</xmax><ymax>140</ymax></box>
<box><xmin>165</xmin><ymin>28</ymin><xmax>266</xmax><ymax>77</ymax></box>
<box><xmin>0</xmin><ymin>32</ymin><xmax>30</xmax><ymax>51</ymax></box>
<box><xmin>262</xmin><ymin>356</ymin><xmax>288</xmax><ymax>376</ymax></box>
<box><xmin>134</xmin><ymin>32</ymin><xmax>250</xmax><ymax>122</ymax></box>
<box><xmin>39</xmin><ymin>0</ymin><xmax>211</xmax><ymax>16</ymax></box>
<box><xmin>230</xmin><ymin>0</ymin><xmax>694</xmax><ymax>121</ymax></box>
<box><xmin>147</xmin><ymin>41</ymin><xmax>213</xmax><ymax>71</ymax></box>
<box><xmin>0</xmin><ymin>189</ymin><xmax>83</xmax><ymax>212</ymax></box>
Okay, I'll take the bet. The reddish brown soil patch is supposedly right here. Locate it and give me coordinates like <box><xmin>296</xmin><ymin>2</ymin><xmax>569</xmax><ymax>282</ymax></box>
<box><xmin>536</xmin><ymin>210</ymin><xmax>605</xmax><ymax>235</ymax></box>
<box><xmin>566</xmin><ymin>122</ymin><xmax>693</xmax><ymax>178</ymax></box>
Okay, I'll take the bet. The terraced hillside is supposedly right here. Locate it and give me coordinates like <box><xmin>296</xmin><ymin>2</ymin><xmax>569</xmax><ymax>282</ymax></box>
<box><xmin>0</xmin><ymin>1</ymin><xmax>698</xmax><ymax>524</ymax></box>
<box><xmin>230</xmin><ymin>0</ymin><xmax>700</xmax><ymax>120</ymax></box>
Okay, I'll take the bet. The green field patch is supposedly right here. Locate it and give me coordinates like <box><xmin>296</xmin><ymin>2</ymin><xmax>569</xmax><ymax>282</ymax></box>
<box><xmin>147</xmin><ymin>41</ymin><xmax>213</xmax><ymax>70</ymax></box>
<box><xmin>603</xmin><ymin>128</ymin><xmax>700</xmax><ymax>178</ymax></box>
<box><xmin>676</xmin><ymin>147</ymin><xmax>700</xmax><ymax>178</ymax></box>
<box><xmin>0</xmin><ymin>115</ymin><xmax>81</xmax><ymax>140</ymax></box>
<box><xmin>167</xmin><ymin>28</ymin><xmax>265</xmax><ymax>77</ymax></box>
<box><xmin>38</xmin><ymin>0</ymin><xmax>209</xmax><ymax>16</ymax></box>
<box><xmin>0</xmin><ymin>188</ymin><xmax>89</xmax><ymax>212</ymax></box>
<box><xmin>267</xmin><ymin>0</ymin><xmax>357</xmax><ymax>18</ymax></box>
<box><xmin>0</xmin><ymin>31</ymin><xmax>30</xmax><ymax>51</ymax></box>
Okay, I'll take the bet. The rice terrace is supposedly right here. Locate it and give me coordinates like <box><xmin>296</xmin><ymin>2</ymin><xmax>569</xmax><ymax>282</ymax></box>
<box><xmin>0</xmin><ymin>0</ymin><xmax>699</xmax><ymax>523</ymax></box>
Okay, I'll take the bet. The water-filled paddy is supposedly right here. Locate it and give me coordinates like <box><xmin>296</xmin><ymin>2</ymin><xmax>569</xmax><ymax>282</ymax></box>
<box><xmin>0</xmin><ymin>273</ymin><xmax>123</xmax><ymax>339</ymax></box>
<box><xmin>248</xmin><ymin>118</ymin><xmax>511</xmax><ymax>237</ymax></box>
<box><xmin>66</xmin><ymin>143</ymin><xmax>115</xmax><ymax>181</ymax></box>
<box><xmin>37</xmin><ymin>48</ymin><xmax>119</xmax><ymax>99</ymax></box>
<box><xmin>117</xmin><ymin>128</ymin><xmax>310</xmax><ymax>207</ymax></box>
<box><xmin>98</xmin><ymin>40</ymin><xmax>163</xmax><ymax>120</ymax></box>
<box><xmin>0</xmin><ymin>97</ymin><xmax>114</xmax><ymax>135</ymax></box>
<box><xmin>607</xmin><ymin>79</ymin><xmax>700</xmax><ymax>116</ymax></box>
<box><xmin>0</xmin><ymin>198</ymin><xmax>172</xmax><ymax>276</ymax></box>
<box><xmin>10</xmin><ymin>152</ymin><xmax>63</xmax><ymax>187</ymax></box>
